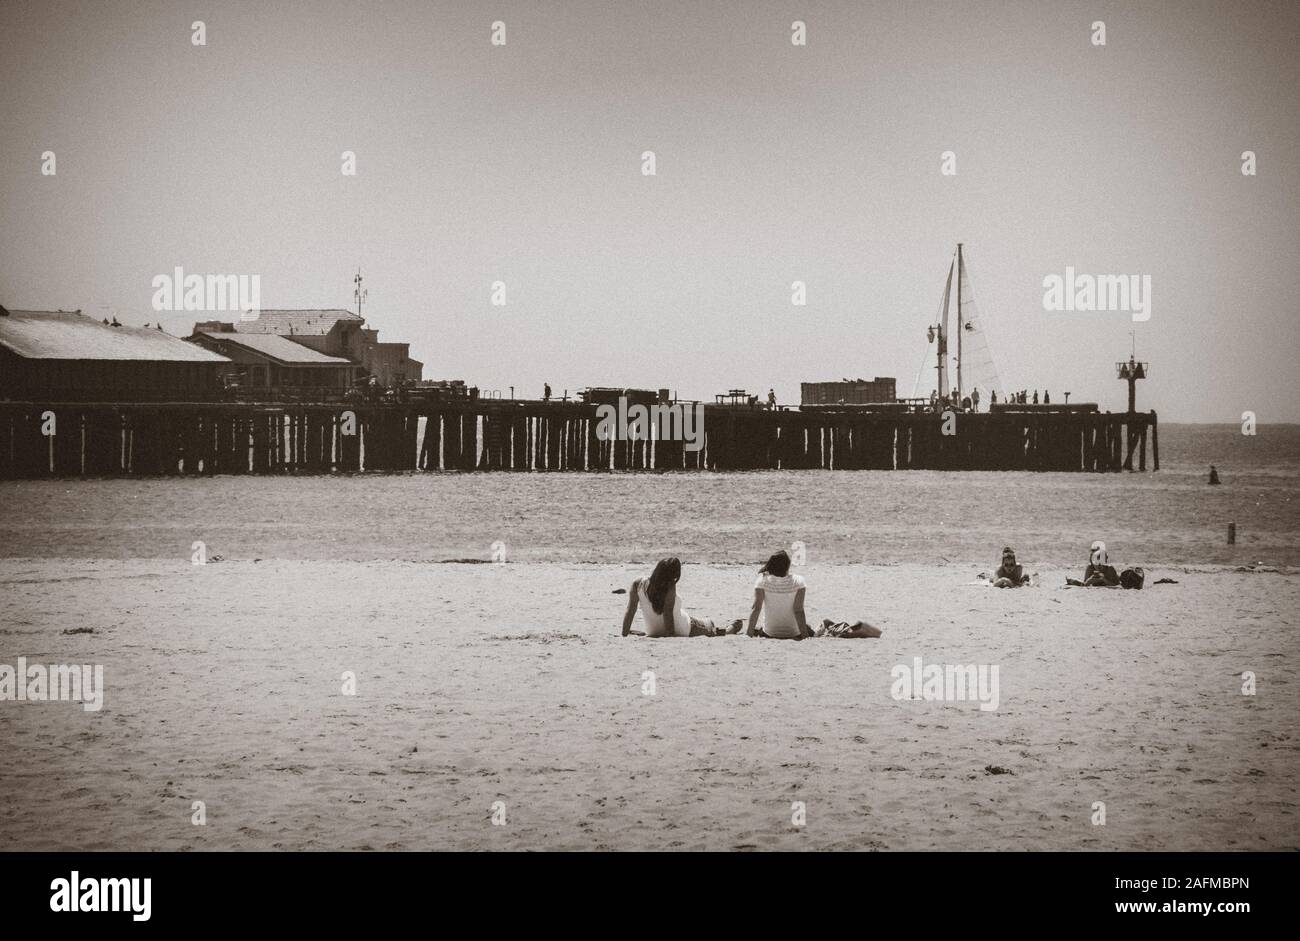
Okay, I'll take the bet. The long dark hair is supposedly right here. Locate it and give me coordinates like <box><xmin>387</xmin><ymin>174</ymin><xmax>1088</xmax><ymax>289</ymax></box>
<box><xmin>645</xmin><ymin>557</ymin><xmax>681</xmax><ymax>614</ymax></box>
<box><xmin>760</xmin><ymin>550</ymin><xmax>791</xmax><ymax>578</ymax></box>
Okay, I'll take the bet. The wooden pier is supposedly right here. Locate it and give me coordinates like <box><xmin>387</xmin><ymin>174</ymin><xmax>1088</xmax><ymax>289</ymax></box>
<box><xmin>0</xmin><ymin>401</ymin><xmax>1157</xmax><ymax>478</ymax></box>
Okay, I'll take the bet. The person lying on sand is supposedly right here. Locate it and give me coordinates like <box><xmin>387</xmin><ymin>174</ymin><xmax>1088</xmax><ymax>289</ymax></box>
<box><xmin>620</xmin><ymin>557</ymin><xmax>741</xmax><ymax>637</ymax></box>
<box><xmin>992</xmin><ymin>546</ymin><xmax>1031</xmax><ymax>587</ymax></box>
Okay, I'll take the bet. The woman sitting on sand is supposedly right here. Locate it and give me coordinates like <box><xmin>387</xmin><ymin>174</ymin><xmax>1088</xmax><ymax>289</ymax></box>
<box><xmin>746</xmin><ymin>551</ymin><xmax>809</xmax><ymax>639</ymax></box>
<box><xmin>620</xmin><ymin>557</ymin><xmax>736</xmax><ymax>637</ymax></box>
<box><xmin>992</xmin><ymin>547</ymin><xmax>1030</xmax><ymax>588</ymax></box>
<box><xmin>746</xmin><ymin>550</ymin><xmax>882</xmax><ymax>639</ymax></box>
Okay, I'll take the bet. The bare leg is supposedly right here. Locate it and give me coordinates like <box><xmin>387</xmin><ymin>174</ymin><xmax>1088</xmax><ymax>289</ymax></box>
<box><xmin>688</xmin><ymin>616</ymin><xmax>725</xmax><ymax>637</ymax></box>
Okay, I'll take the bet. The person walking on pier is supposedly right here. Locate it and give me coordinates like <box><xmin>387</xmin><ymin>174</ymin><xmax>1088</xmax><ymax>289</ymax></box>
<box><xmin>1032</xmin><ymin>390</ymin><xmax>1039</xmax><ymax>405</ymax></box>
<box><xmin>1043</xmin><ymin>391</ymin><xmax>1050</xmax><ymax>405</ymax></box>
<box><xmin>971</xmin><ymin>387</ymin><xmax>981</xmax><ymax>412</ymax></box>
<box><xmin>767</xmin><ymin>388</ymin><xmax>776</xmax><ymax>409</ymax></box>
<box><xmin>543</xmin><ymin>383</ymin><xmax>552</xmax><ymax>402</ymax></box>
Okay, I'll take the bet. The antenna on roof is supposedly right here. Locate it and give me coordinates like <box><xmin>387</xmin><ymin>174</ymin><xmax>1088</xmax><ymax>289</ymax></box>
<box><xmin>353</xmin><ymin>268</ymin><xmax>368</xmax><ymax>318</ymax></box>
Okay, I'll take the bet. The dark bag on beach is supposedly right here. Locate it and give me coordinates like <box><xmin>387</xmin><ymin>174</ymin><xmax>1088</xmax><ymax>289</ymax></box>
<box><xmin>1120</xmin><ymin>567</ymin><xmax>1145</xmax><ymax>590</ymax></box>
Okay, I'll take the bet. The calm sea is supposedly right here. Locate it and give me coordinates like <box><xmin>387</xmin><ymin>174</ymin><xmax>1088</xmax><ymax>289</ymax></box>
<box><xmin>0</xmin><ymin>424</ymin><xmax>1296</xmax><ymax>567</ymax></box>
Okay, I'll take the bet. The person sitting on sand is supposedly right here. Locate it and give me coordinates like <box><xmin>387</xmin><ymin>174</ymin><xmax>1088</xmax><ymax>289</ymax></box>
<box><xmin>620</xmin><ymin>557</ymin><xmax>738</xmax><ymax>637</ymax></box>
<box><xmin>992</xmin><ymin>547</ymin><xmax>1030</xmax><ymax>587</ymax></box>
<box><xmin>746</xmin><ymin>550</ymin><xmax>883</xmax><ymax>639</ymax></box>
<box><xmin>1065</xmin><ymin>541</ymin><xmax>1146</xmax><ymax>589</ymax></box>
<box><xmin>747</xmin><ymin>550</ymin><xmax>811</xmax><ymax>639</ymax></box>
<box><xmin>1065</xmin><ymin>541</ymin><xmax>1120</xmax><ymax>587</ymax></box>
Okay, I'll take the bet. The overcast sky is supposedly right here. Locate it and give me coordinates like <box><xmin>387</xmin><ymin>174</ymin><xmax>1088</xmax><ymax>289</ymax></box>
<box><xmin>2</xmin><ymin>0</ymin><xmax>1297</xmax><ymax>421</ymax></box>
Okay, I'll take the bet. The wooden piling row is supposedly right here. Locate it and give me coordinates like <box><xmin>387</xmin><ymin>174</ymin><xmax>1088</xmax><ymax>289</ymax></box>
<box><xmin>0</xmin><ymin>403</ymin><xmax>1156</xmax><ymax>477</ymax></box>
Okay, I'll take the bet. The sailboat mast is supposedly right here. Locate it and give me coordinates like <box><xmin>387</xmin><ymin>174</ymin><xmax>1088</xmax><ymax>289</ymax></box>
<box><xmin>955</xmin><ymin>243</ymin><xmax>963</xmax><ymax>400</ymax></box>
<box><xmin>938</xmin><ymin>258</ymin><xmax>953</xmax><ymax>400</ymax></box>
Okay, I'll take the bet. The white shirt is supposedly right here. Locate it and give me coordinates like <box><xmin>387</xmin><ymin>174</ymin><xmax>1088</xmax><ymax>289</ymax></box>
<box><xmin>754</xmin><ymin>572</ymin><xmax>806</xmax><ymax>638</ymax></box>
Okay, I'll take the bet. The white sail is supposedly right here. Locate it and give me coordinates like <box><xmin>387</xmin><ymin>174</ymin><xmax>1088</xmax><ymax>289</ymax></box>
<box><xmin>954</xmin><ymin>248</ymin><xmax>1004</xmax><ymax>404</ymax></box>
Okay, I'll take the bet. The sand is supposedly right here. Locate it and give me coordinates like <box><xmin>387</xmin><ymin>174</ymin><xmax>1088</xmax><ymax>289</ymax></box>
<box><xmin>2</xmin><ymin>557</ymin><xmax>1297</xmax><ymax>851</ymax></box>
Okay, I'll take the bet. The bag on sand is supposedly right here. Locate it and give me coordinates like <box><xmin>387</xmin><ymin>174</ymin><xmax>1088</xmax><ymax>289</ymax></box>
<box><xmin>1120</xmin><ymin>567</ymin><xmax>1145</xmax><ymax>590</ymax></box>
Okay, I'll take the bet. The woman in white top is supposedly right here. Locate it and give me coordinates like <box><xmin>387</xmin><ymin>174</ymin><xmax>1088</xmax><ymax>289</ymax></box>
<box><xmin>621</xmin><ymin>557</ymin><xmax>739</xmax><ymax>638</ymax></box>
<box><xmin>746</xmin><ymin>550</ymin><xmax>883</xmax><ymax>639</ymax></box>
<box><xmin>746</xmin><ymin>550</ymin><xmax>812</xmax><ymax>639</ymax></box>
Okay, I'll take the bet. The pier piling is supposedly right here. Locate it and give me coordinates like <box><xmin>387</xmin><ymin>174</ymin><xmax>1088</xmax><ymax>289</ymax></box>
<box><xmin>0</xmin><ymin>402</ymin><xmax>1159</xmax><ymax>478</ymax></box>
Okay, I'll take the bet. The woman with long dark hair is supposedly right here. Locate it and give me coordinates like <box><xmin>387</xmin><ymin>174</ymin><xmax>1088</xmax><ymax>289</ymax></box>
<box><xmin>620</xmin><ymin>557</ymin><xmax>737</xmax><ymax>637</ymax></box>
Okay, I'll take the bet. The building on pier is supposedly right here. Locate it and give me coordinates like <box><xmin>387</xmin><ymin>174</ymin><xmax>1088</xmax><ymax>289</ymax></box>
<box><xmin>187</xmin><ymin>327</ymin><xmax>358</xmax><ymax>393</ymax></box>
<box><xmin>193</xmin><ymin>309</ymin><xmax>423</xmax><ymax>388</ymax></box>
<box><xmin>801</xmin><ymin>377</ymin><xmax>897</xmax><ymax>406</ymax></box>
<box><xmin>0</xmin><ymin>307</ymin><xmax>231</xmax><ymax>401</ymax></box>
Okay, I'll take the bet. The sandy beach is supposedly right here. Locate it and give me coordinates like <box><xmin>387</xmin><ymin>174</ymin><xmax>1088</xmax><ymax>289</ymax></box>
<box><xmin>2</xmin><ymin>556</ymin><xmax>1296</xmax><ymax>851</ymax></box>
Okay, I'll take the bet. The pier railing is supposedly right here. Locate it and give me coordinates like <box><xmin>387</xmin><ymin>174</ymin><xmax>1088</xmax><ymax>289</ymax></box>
<box><xmin>0</xmin><ymin>400</ymin><xmax>1157</xmax><ymax>477</ymax></box>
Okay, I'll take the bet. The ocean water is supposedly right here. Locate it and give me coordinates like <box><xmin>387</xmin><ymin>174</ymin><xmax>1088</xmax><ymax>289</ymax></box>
<box><xmin>0</xmin><ymin>424</ymin><xmax>1296</xmax><ymax>567</ymax></box>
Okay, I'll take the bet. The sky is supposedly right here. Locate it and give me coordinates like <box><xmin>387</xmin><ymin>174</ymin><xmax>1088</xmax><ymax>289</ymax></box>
<box><xmin>2</xmin><ymin>0</ymin><xmax>1298</xmax><ymax>421</ymax></box>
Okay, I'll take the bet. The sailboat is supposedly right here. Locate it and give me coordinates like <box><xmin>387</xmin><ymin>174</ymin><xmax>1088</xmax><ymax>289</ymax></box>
<box><xmin>918</xmin><ymin>243</ymin><xmax>1004</xmax><ymax>405</ymax></box>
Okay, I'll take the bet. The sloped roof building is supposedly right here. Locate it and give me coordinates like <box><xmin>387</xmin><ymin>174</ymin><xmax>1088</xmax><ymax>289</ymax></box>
<box><xmin>0</xmin><ymin>307</ymin><xmax>230</xmax><ymax>401</ymax></box>
<box><xmin>194</xmin><ymin>309</ymin><xmax>422</xmax><ymax>387</ymax></box>
<box><xmin>187</xmin><ymin>327</ymin><xmax>358</xmax><ymax>391</ymax></box>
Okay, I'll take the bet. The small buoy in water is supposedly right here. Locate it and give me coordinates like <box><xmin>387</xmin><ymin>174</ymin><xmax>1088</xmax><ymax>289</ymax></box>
<box><xmin>1208</xmin><ymin>465</ymin><xmax>1221</xmax><ymax>485</ymax></box>
<box><xmin>1228</xmin><ymin>522</ymin><xmax>1236</xmax><ymax>544</ymax></box>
